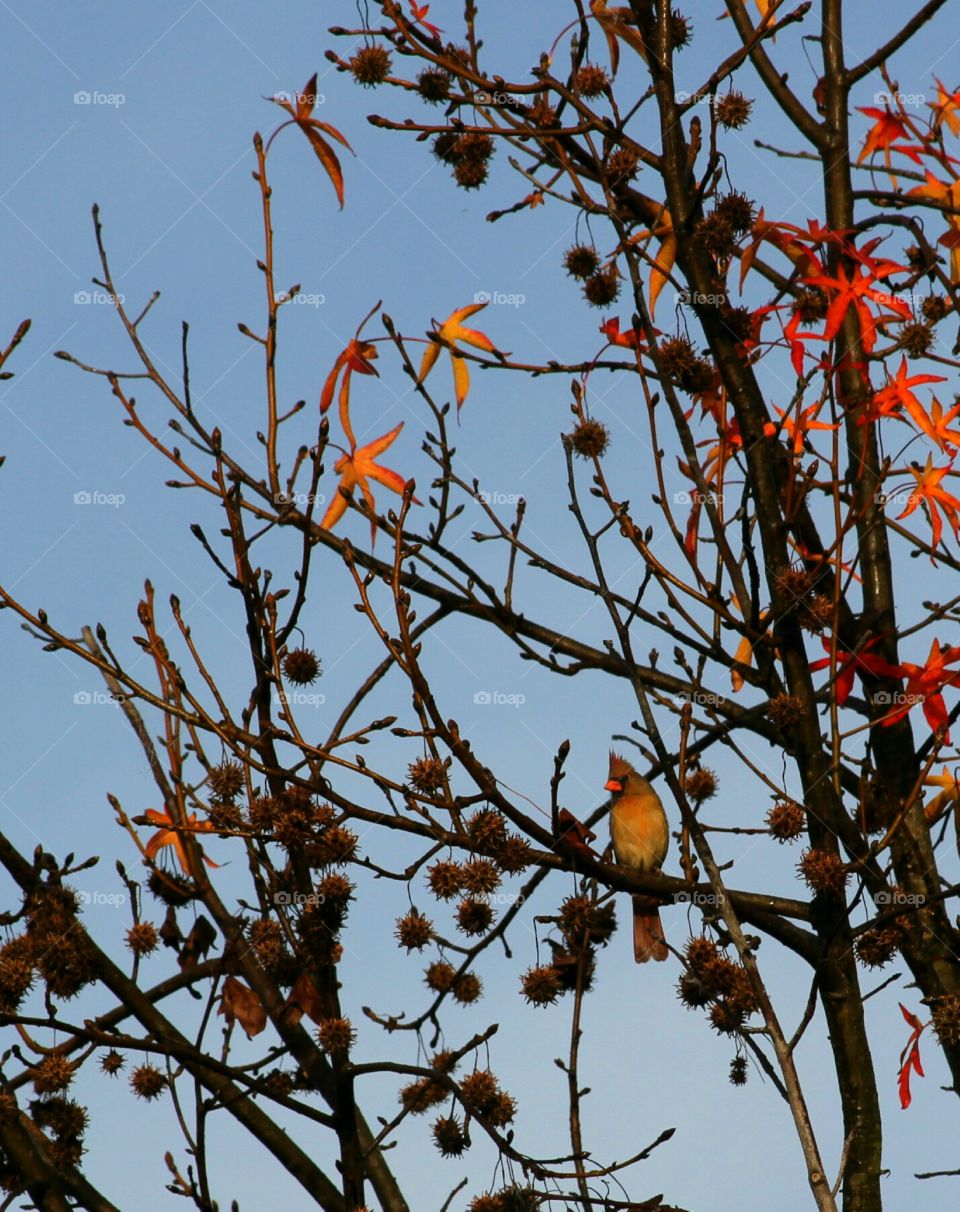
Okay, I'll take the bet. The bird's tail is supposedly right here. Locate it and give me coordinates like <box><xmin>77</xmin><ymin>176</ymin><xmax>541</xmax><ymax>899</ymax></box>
<box><xmin>632</xmin><ymin>896</ymin><xmax>668</xmax><ymax>963</ymax></box>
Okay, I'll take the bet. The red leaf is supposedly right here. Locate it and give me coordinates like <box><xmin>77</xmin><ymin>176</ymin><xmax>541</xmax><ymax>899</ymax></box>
<box><xmin>219</xmin><ymin>976</ymin><xmax>267</xmax><ymax>1039</ymax></box>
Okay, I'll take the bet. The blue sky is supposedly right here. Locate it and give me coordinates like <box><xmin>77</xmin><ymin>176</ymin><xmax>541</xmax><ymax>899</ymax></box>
<box><xmin>3</xmin><ymin>2</ymin><xmax>960</xmax><ymax>1209</ymax></box>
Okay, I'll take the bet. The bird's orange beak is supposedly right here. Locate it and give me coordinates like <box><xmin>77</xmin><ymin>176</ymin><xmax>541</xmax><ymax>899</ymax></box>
<box><xmin>604</xmin><ymin>777</ymin><xmax>623</xmax><ymax>793</ymax></box>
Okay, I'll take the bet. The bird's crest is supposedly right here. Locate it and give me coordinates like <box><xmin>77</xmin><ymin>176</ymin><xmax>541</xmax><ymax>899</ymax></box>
<box><xmin>608</xmin><ymin>750</ymin><xmax>632</xmax><ymax>781</ymax></box>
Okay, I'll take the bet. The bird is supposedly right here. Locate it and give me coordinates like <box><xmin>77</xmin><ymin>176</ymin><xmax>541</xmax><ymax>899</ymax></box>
<box><xmin>606</xmin><ymin>751</ymin><xmax>670</xmax><ymax>962</ymax></box>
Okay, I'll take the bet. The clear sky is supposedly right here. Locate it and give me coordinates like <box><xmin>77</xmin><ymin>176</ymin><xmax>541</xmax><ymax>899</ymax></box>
<box><xmin>2</xmin><ymin>2</ymin><xmax>960</xmax><ymax>1209</ymax></box>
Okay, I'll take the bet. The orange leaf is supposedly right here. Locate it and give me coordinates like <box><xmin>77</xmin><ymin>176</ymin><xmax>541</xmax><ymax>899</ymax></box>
<box><xmin>144</xmin><ymin>808</ymin><xmax>218</xmax><ymax>875</ymax></box>
<box><xmin>419</xmin><ymin>303</ymin><xmax>504</xmax><ymax>410</ymax></box>
<box><xmin>320</xmin><ymin>422</ymin><xmax>417</xmax><ymax>544</ymax></box>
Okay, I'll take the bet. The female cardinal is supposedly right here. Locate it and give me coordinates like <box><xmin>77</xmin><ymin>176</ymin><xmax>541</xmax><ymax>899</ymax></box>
<box><xmin>606</xmin><ymin>751</ymin><xmax>669</xmax><ymax>962</ymax></box>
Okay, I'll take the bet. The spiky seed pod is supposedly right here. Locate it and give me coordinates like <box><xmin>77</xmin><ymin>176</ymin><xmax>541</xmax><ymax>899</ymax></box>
<box><xmin>685</xmin><ymin>767</ymin><xmax>718</xmax><ymax>803</ymax></box>
<box><xmin>428</xmin><ymin>860</ymin><xmax>464</xmax><ymax>900</ymax></box>
<box><xmin>433</xmin><ymin>132</ymin><xmax>461</xmax><ymax>163</ymax></box>
<box><xmin>248</xmin><ymin>793</ymin><xmax>281</xmax><ymax>834</ymax></box>
<box><xmin>317</xmin><ymin>872</ymin><xmax>354</xmax><ymax>905</ymax></box>
<box><xmin>312</xmin><ymin>824</ymin><xmax>359</xmax><ymax>867</ymax></box>
<box><xmin>456</xmin><ymin>897</ymin><xmax>494</xmax><ymax>936</ymax></box>
<box><xmin>31</xmin><ymin>1055</ymin><xmax>75</xmax><ymax>1095</ymax></box>
<box><xmin>425</xmin><ymin>960</ymin><xmax>457</xmax><ymax>993</ymax></box>
<box><xmin>715</xmin><ymin>91</ymin><xmax>753</xmax><ymax>129</ymax></box>
<box><xmin>208</xmin><ymin>800</ymin><xmax>243</xmax><ymax>831</ymax></box>
<box><xmin>316</xmin><ymin>1017</ymin><xmax>355</xmax><ymax>1055</ymax></box>
<box><xmin>931</xmin><ymin>993</ymin><xmax>960</xmax><ymax>1047</ymax></box>
<box><xmin>801</xmin><ymin>594</ymin><xmax>834</xmax><ymax>635</ymax></box>
<box><xmin>719</xmin><ymin>305</ymin><xmax>754</xmax><ymax>346</ymax></box>
<box><xmin>249</xmin><ymin>918</ymin><xmax>284</xmax><ymax>966</ymax></box>
<box><xmin>766</xmin><ymin>693</ymin><xmax>807</xmax><ymax>727</ymax></box>
<box><xmin>456</xmin><ymin>132</ymin><xmax>494</xmax><ymax>162</ymax></box>
<box><xmin>549</xmin><ymin>944</ymin><xmax>596</xmax><ymax>991</ymax></box>
<box><xmin>793</xmin><ymin>288</ymin><xmax>829</xmax><ymax>323</ymax></box>
<box><xmin>677</xmin><ymin>971</ymin><xmax>711</xmax><ymax>1008</ymax></box>
<box><xmin>899</xmin><ymin>321</ymin><xmax>934</xmax><ymax>357</ymax></box>
<box><xmin>715</xmin><ymin>191</ymin><xmax>756</xmax><ymax>234</ymax></box>
<box><xmin>576</xmin><ymin>64</ymin><xmax>609</xmax><ymax>98</ymax></box>
<box><xmin>417</xmin><ymin>69</ymin><xmax>451</xmax><ymax>103</ymax></box>
<box><xmin>582</xmin><ymin>266</ymin><xmax>620</xmax><ymax>308</ymax></box>
<box><xmin>520</xmin><ymin>964</ymin><xmax>563</xmax><ymax>1006</ymax></box>
<box><xmin>396</xmin><ymin>908</ymin><xmax>434</xmax><ymax>951</ymax></box>
<box><xmin>698</xmin><ymin>954</ymin><xmax>740</xmax><ymax>999</ymax></box>
<box><xmin>606</xmin><ymin>147</ymin><xmax>640</xmax><ymax>182</ymax></box>
<box><xmin>0</xmin><ymin>937</ymin><xmax>34</xmax><ymax>1010</ymax></box>
<box><xmin>486</xmin><ymin>1092</ymin><xmax>517</xmax><ymax>1127</ymax></box>
<box><xmin>461</xmin><ymin>859</ymin><xmax>501</xmax><ymax>895</ymax></box>
<box><xmin>125</xmin><ymin>922</ymin><xmax>159</xmax><ymax>957</ymax></box>
<box><xmin>563</xmin><ymin>244</ymin><xmax>601</xmax><ymax>280</ymax></box>
<box><xmin>730</xmin><ymin>1055</ymin><xmax>749</xmax><ymax>1085</ymax></box>
<box><xmin>527</xmin><ymin>96</ymin><xmax>558</xmax><ymax>127</ymax></box>
<box><xmin>695</xmin><ymin>211</ymin><xmax>737</xmax><ymax>259</ymax></box>
<box><xmin>684</xmin><ymin>935</ymin><xmax>720</xmax><ymax>969</ymax></box>
<box><xmin>684</xmin><ymin>357</ymin><xmax>717</xmax><ymax>395</ymax></box>
<box><xmin>710</xmin><ymin>1000</ymin><xmax>745</xmax><ymax>1034</ymax></box>
<box><xmin>452</xmin><ymin>971</ymin><xmax>483</xmax><ymax>1003</ymax></box>
<box><xmin>560</xmin><ymin>895</ymin><xmax>613</xmax><ymax>946</ymax></box>
<box><xmin>208</xmin><ymin>761</ymin><xmax>244</xmax><ymax>802</ymax></box>
<box><xmin>921</xmin><ymin>294</ymin><xmax>948</xmax><ymax>322</ymax></box>
<box><xmin>282</xmin><ymin>647</ymin><xmax>322</xmax><ymax>685</ymax></box>
<box><xmin>494</xmin><ymin>834</ymin><xmax>532</xmax><ymax>873</ymax></box>
<box><xmin>264</xmin><ymin>1069</ymin><xmax>295</xmax><ymax>1096</ymax></box>
<box><xmin>454</xmin><ymin>158</ymin><xmax>488</xmax><ymax>189</ymax></box>
<box><xmin>903</xmin><ymin>243</ymin><xmax>925</xmax><ymax>271</ymax></box>
<box><xmin>798</xmin><ymin>848</ymin><xmax>849</xmax><ymax>897</ymax></box>
<box><xmin>469</xmin><ymin>1197</ymin><xmax>506</xmax><ymax>1212</ymax></box>
<box><xmin>444</xmin><ymin>42</ymin><xmax>471</xmax><ymax>68</ymax></box>
<box><xmin>400</xmin><ymin>1077</ymin><xmax>447</xmax><ymax>1114</ymax></box>
<box><xmin>725</xmin><ymin>968</ymin><xmax>760</xmax><ymax>1017</ymax></box>
<box><xmin>99</xmin><ymin>1050</ymin><xmax>124</xmax><ymax>1076</ymax></box>
<box><xmin>47</xmin><ymin>1137</ymin><xmax>84</xmax><ymax>1168</ymax></box>
<box><xmin>432</xmin><ymin>1115</ymin><xmax>468</xmax><ymax>1157</ymax></box>
<box><xmin>854</xmin><ymin>926</ymin><xmax>900</xmax><ymax>969</ymax></box>
<box><xmin>349</xmin><ymin>45</ymin><xmax>392</xmax><ymax>87</ymax></box>
<box><xmin>460</xmin><ymin>1069</ymin><xmax>499</xmax><ymax>1114</ymax></box>
<box><xmin>568</xmin><ymin>417</ymin><xmax>610</xmax><ymax>459</ymax></box>
<box><xmin>468</xmin><ymin>809</ymin><xmax>508</xmax><ymax>849</ymax></box>
<box><xmin>31</xmin><ymin>1095</ymin><xmax>87</xmax><ymax>1140</ymax></box>
<box><xmin>130</xmin><ymin>1064</ymin><xmax>166</xmax><ymax>1101</ymax></box>
<box><xmin>657</xmin><ymin>335</ymin><xmax>698</xmax><ymax>382</ymax></box>
<box><xmin>408</xmin><ymin>756</ymin><xmax>447</xmax><ymax>794</ymax></box>
<box><xmin>670</xmin><ymin>9</ymin><xmax>692</xmax><ymax>47</ymax></box>
<box><xmin>431</xmin><ymin>1050</ymin><xmax>458</xmax><ymax>1076</ymax></box>
<box><xmin>147</xmin><ymin>868</ymin><xmax>197</xmax><ymax>907</ymax></box>
<box><xmin>33</xmin><ymin>933</ymin><xmax>98</xmax><ymax>1001</ymax></box>
<box><xmin>766</xmin><ymin>799</ymin><xmax>806</xmax><ymax>842</ymax></box>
